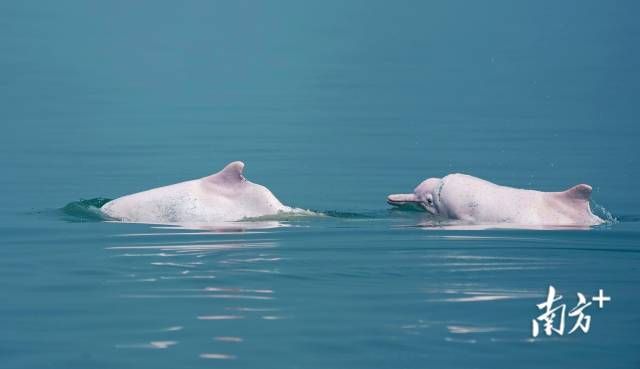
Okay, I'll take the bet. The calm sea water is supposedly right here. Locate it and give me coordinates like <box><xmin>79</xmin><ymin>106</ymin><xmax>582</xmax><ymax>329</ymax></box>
<box><xmin>2</xmin><ymin>1</ymin><xmax>640</xmax><ymax>368</ymax></box>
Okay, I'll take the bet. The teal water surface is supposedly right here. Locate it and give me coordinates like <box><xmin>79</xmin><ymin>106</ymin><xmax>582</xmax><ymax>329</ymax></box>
<box><xmin>1</xmin><ymin>1</ymin><xmax>640</xmax><ymax>368</ymax></box>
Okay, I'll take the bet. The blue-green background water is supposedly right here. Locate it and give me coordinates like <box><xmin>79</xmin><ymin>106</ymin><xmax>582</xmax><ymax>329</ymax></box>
<box><xmin>1</xmin><ymin>1</ymin><xmax>639</xmax><ymax>368</ymax></box>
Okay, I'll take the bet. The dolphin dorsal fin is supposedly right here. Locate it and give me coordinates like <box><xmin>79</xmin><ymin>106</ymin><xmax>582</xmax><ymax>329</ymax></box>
<box><xmin>562</xmin><ymin>184</ymin><xmax>592</xmax><ymax>201</ymax></box>
<box><xmin>207</xmin><ymin>161</ymin><xmax>246</xmax><ymax>183</ymax></box>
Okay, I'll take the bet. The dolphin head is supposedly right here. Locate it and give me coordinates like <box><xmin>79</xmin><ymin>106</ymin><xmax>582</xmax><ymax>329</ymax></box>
<box><xmin>387</xmin><ymin>178</ymin><xmax>442</xmax><ymax>215</ymax></box>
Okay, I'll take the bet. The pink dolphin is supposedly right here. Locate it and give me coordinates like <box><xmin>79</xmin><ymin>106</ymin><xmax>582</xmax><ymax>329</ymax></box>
<box><xmin>388</xmin><ymin>174</ymin><xmax>604</xmax><ymax>227</ymax></box>
<box><xmin>102</xmin><ymin>161</ymin><xmax>295</xmax><ymax>224</ymax></box>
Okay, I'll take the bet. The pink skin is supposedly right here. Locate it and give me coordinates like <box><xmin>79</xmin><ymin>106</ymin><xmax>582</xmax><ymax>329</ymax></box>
<box><xmin>101</xmin><ymin>161</ymin><xmax>292</xmax><ymax>224</ymax></box>
<box><xmin>387</xmin><ymin>174</ymin><xmax>604</xmax><ymax>227</ymax></box>
<box><xmin>388</xmin><ymin>178</ymin><xmax>443</xmax><ymax>215</ymax></box>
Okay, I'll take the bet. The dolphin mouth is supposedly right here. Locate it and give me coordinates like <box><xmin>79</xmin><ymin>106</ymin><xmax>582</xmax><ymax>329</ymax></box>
<box><xmin>387</xmin><ymin>193</ymin><xmax>421</xmax><ymax>207</ymax></box>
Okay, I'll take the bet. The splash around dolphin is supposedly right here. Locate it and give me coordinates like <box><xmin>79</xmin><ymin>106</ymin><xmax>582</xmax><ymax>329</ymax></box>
<box><xmin>387</xmin><ymin>174</ymin><xmax>604</xmax><ymax>228</ymax></box>
<box><xmin>101</xmin><ymin>161</ymin><xmax>309</xmax><ymax>225</ymax></box>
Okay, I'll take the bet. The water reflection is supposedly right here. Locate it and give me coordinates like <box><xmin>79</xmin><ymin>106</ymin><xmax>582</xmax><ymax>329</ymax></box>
<box><xmin>116</xmin><ymin>341</ymin><xmax>178</xmax><ymax>350</ymax></box>
<box><xmin>214</xmin><ymin>336</ymin><xmax>243</xmax><ymax>342</ymax></box>
<box><xmin>447</xmin><ymin>325</ymin><xmax>505</xmax><ymax>334</ymax></box>
<box><xmin>394</xmin><ymin>243</ymin><xmax>553</xmax><ymax>345</ymax></box>
<box><xmin>111</xmin><ymin>220</ymin><xmax>292</xmax><ymax>233</ymax></box>
<box><xmin>427</xmin><ymin>288</ymin><xmax>540</xmax><ymax>303</ymax></box>
<box><xmin>199</xmin><ymin>353</ymin><xmax>236</xmax><ymax>360</ymax></box>
<box><xmin>107</xmin><ymin>224</ymin><xmax>282</xmax><ymax>361</ymax></box>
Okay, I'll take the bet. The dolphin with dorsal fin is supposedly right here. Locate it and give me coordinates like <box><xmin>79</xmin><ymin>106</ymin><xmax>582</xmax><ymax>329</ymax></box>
<box><xmin>387</xmin><ymin>173</ymin><xmax>604</xmax><ymax>227</ymax></box>
<box><xmin>101</xmin><ymin>161</ymin><xmax>294</xmax><ymax>224</ymax></box>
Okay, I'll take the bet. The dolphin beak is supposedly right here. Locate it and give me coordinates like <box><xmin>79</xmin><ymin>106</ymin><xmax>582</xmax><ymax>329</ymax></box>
<box><xmin>387</xmin><ymin>193</ymin><xmax>419</xmax><ymax>206</ymax></box>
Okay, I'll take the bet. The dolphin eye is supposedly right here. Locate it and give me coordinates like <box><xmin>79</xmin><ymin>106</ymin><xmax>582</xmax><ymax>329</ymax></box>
<box><xmin>426</xmin><ymin>196</ymin><xmax>433</xmax><ymax>205</ymax></box>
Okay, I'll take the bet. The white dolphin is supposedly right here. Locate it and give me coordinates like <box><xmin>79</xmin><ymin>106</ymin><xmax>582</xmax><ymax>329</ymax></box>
<box><xmin>387</xmin><ymin>173</ymin><xmax>604</xmax><ymax>227</ymax></box>
<box><xmin>101</xmin><ymin>161</ymin><xmax>297</xmax><ymax>224</ymax></box>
